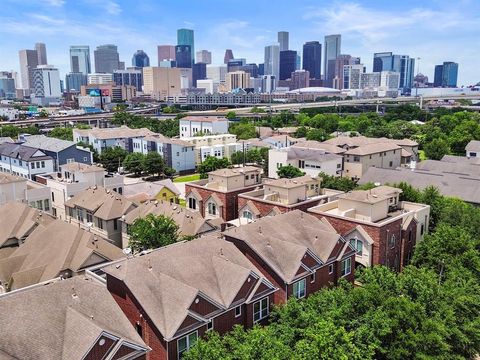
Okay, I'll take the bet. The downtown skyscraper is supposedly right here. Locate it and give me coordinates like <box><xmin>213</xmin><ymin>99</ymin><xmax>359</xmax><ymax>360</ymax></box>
<box><xmin>69</xmin><ymin>46</ymin><xmax>91</xmax><ymax>74</ymax></box>
<box><xmin>264</xmin><ymin>44</ymin><xmax>280</xmax><ymax>82</ymax></box>
<box><xmin>373</xmin><ymin>52</ymin><xmax>415</xmax><ymax>89</ymax></box>
<box><xmin>302</xmin><ymin>41</ymin><xmax>322</xmax><ymax>80</ymax></box>
<box><xmin>132</xmin><ymin>50</ymin><xmax>150</xmax><ymax>68</ymax></box>
<box><xmin>35</xmin><ymin>43</ymin><xmax>48</xmax><ymax>65</ymax></box>
<box><xmin>18</xmin><ymin>49</ymin><xmax>38</xmax><ymax>91</ymax></box>
<box><xmin>324</xmin><ymin>34</ymin><xmax>341</xmax><ymax>88</ymax></box>
<box><xmin>94</xmin><ymin>44</ymin><xmax>121</xmax><ymax>73</ymax></box>
<box><xmin>177</xmin><ymin>29</ymin><xmax>195</xmax><ymax>64</ymax></box>
<box><xmin>278</xmin><ymin>31</ymin><xmax>289</xmax><ymax>52</ymax></box>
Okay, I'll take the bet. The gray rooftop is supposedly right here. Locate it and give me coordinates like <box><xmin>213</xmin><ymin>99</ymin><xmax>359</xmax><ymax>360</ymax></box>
<box><xmin>415</xmin><ymin>159</ymin><xmax>480</xmax><ymax>177</ymax></box>
<box><xmin>0</xmin><ymin>142</ymin><xmax>52</xmax><ymax>162</ymax></box>
<box><xmin>21</xmin><ymin>135</ymin><xmax>82</xmax><ymax>153</ymax></box>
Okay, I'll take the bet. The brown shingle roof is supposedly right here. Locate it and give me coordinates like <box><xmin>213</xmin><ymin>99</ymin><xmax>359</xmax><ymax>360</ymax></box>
<box><xmin>78</xmin><ymin>126</ymin><xmax>155</xmax><ymax>140</ymax></box>
<box><xmin>208</xmin><ymin>166</ymin><xmax>261</xmax><ymax>177</ymax></box>
<box><xmin>345</xmin><ymin>142</ymin><xmax>401</xmax><ymax>156</ymax></box>
<box><xmin>102</xmin><ymin>236</ymin><xmax>275</xmax><ymax>340</ymax></box>
<box><xmin>0</xmin><ymin>276</ymin><xmax>148</xmax><ymax>360</ymax></box>
<box><xmin>222</xmin><ymin>210</ymin><xmax>342</xmax><ymax>283</ymax></box>
<box><xmin>0</xmin><ymin>173</ymin><xmax>26</xmax><ymax>184</ymax></box>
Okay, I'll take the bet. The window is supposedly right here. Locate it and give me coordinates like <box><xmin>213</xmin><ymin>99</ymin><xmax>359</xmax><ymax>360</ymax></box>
<box><xmin>31</xmin><ymin>162</ymin><xmax>35</xmax><ymax>169</ymax></box>
<box><xmin>86</xmin><ymin>211</ymin><xmax>93</xmax><ymax>223</ymax></box>
<box><xmin>389</xmin><ymin>161</ymin><xmax>393</xmax><ymax>167</ymax></box>
<box><xmin>349</xmin><ymin>238</ymin><xmax>363</xmax><ymax>256</ymax></box>
<box><xmin>408</xmin><ymin>229</ymin><xmax>413</xmax><ymax>242</ymax></box>
<box><xmin>253</xmin><ymin>297</ymin><xmax>269</xmax><ymax>323</ymax></box>
<box><xmin>97</xmin><ymin>217</ymin><xmax>104</xmax><ymax>230</ymax></box>
<box><xmin>389</xmin><ymin>234</ymin><xmax>396</xmax><ymax>248</ymax></box>
<box><xmin>30</xmin><ymin>201</ymin><xmax>36</xmax><ymax>208</ymax></box>
<box><xmin>242</xmin><ymin>210</ymin><xmax>253</xmax><ymax>220</ymax></box>
<box><xmin>337</xmin><ymin>163</ymin><xmax>342</xmax><ymax>169</ymax></box>
<box><xmin>43</xmin><ymin>199</ymin><xmax>50</xmax><ymax>211</ymax></box>
<box><xmin>41</xmin><ymin>161</ymin><xmax>45</xmax><ymax>168</ymax></box>
<box><xmin>51</xmin><ymin>192</ymin><xmax>55</xmax><ymax>202</ymax></box>
<box><xmin>341</xmin><ymin>258</ymin><xmax>352</xmax><ymax>277</ymax></box>
<box><xmin>353</xmin><ymin>156</ymin><xmax>360</xmax><ymax>162</ymax></box>
<box><xmin>310</xmin><ymin>272</ymin><xmax>315</xmax><ymax>283</ymax></box>
<box><xmin>36</xmin><ymin>162</ymin><xmax>40</xmax><ymax>168</ymax></box>
<box><xmin>421</xmin><ymin>224</ymin><xmax>425</xmax><ymax>236</ymax></box>
<box><xmin>118</xmin><ymin>187</ymin><xmax>123</xmax><ymax>195</ymax></box>
<box><xmin>208</xmin><ymin>202</ymin><xmax>216</xmax><ymax>215</ymax></box>
<box><xmin>136</xmin><ymin>322</ymin><xmax>143</xmax><ymax>337</ymax></box>
<box><xmin>68</xmin><ymin>207</ymin><xmax>74</xmax><ymax>217</ymax></box>
<box><xmin>207</xmin><ymin>320</ymin><xmax>213</xmax><ymax>331</ymax></box>
<box><xmin>298</xmin><ymin>160</ymin><xmax>305</xmax><ymax>169</ymax></box>
<box><xmin>114</xmin><ymin>219</ymin><xmax>118</xmax><ymax>230</ymax></box>
<box><xmin>77</xmin><ymin>208</ymin><xmax>84</xmax><ymax>222</ymax></box>
<box><xmin>19</xmin><ymin>160</ymin><xmax>22</xmax><ymax>166</ymax></box>
<box><xmin>328</xmin><ymin>264</ymin><xmax>334</xmax><ymax>274</ymax></box>
<box><xmin>188</xmin><ymin>197</ymin><xmax>197</xmax><ymax>210</ymax></box>
<box><xmin>293</xmin><ymin>279</ymin><xmax>306</xmax><ymax>299</ymax></box>
<box><xmin>235</xmin><ymin>305</ymin><xmax>242</xmax><ymax>318</ymax></box>
<box><xmin>177</xmin><ymin>332</ymin><xmax>198</xmax><ymax>359</ymax></box>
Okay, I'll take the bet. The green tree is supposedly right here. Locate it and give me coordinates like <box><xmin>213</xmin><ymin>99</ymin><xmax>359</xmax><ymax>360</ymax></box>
<box><xmin>230</xmin><ymin>151</ymin><xmax>244</xmax><ymax>165</ymax></box>
<box><xmin>128</xmin><ymin>214</ymin><xmax>179</xmax><ymax>252</ymax></box>
<box><xmin>229</xmin><ymin>121</ymin><xmax>257</xmax><ymax>140</ymax></box>
<box><xmin>226</xmin><ymin>111</ymin><xmax>237</xmax><ymax>120</ymax></box>
<box><xmin>277</xmin><ymin>165</ymin><xmax>305</xmax><ymax>179</ymax></box>
<box><xmin>38</xmin><ymin>109</ymin><xmax>48</xmax><ymax>118</ymax></box>
<box><xmin>198</xmin><ymin>156</ymin><xmax>231</xmax><ymax>179</ymax></box>
<box><xmin>306</xmin><ymin>128</ymin><xmax>329</xmax><ymax>142</ymax></box>
<box><xmin>318</xmin><ymin>172</ymin><xmax>356</xmax><ymax>192</ymax></box>
<box><xmin>294</xmin><ymin>126</ymin><xmax>308</xmax><ymax>138</ymax></box>
<box><xmin>122</xmin><ymin>152</ymin><xmax>146</xmax><ymax>176</ymax></box>
<box><xmin>424</xmin><ymin>138</ymin><xmax>450</xmax><ymax>160</ymax></box>
<box><xmin>143</xmin><ymin>151</ymin><xmax>165</xmax><ymax>177</ymax></box>
<box><xmin>48</xmin><ymin>127</ymin><xmax>73</xmax><ymax>141</ymax></box>
<box><xmin>99</xmin><ymin>146</ymin><xmax>128</xmax><ymax>173</ymax></box>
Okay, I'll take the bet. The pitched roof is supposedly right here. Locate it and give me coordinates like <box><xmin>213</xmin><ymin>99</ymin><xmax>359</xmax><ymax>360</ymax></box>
<box><xmin>0</xmin><ymin>276</ymin><xmax>148</xmax><ymax>360</ymax></box>
<box><xmin>209</xmin><ymin>166</ymin><xmax>261</xmax><ymax>177</ymax></box>
<box><xmin>358</xmin><ymin>167</ymin><xmax>480</xmax><ymax>205</ymax></box>
<box><xmin>345</xmin><ymin>142</ymin><xmax>401</xmax><ymax>156</ymax></box>
<box><xmin>0</xmin><ymin>173</ymin><xmax>26</xmax><ymax>184</ymax></box>
<box><xmin>0</xmin><ymin>137</ymin><xmax>13</xmax><ymax>144</ymax></box>
<box><xmin>441</xmin><ymin>155</ymin><xmax>480</xmax><ymax>165</ymax></box>
<box><xmin>102</xmin><ymin>236</ymin><xmax>274</xmax><ymax>340</ymax></box>
<box><xmin>143</xmin><ymin>134</ymin><xmax>192</xmax><ymax>147</ymax></box>
<box><xmin>286</xmin><ymin>146</ymin><xmax>344</xmax><ymax>161</ymax></box>
<box><xmin>293</xmin><ymin>140</ymin><xmax>346</xmax><ymax>154</ymax></box>
<box><xmin>465</xmin><ymin>140</ymin><xmax>480</xmax><ymax>152</ymax></box>
<box><xmin>65</xmin><ymin>186</ymin><xmax>136</xmax><ymax>220</ymax></box>
<box><xmin>415</xmin><ymin>159</ymin><xmax>480</xmax><ymax>177</ymax></box>
<box><xmin>323</xmin><ymin>135</ymin><xmax>417</xmax><ymax>148</ymax></box>
<box><xmin>75</xmin><ymin>126</ymin><xmax>155</xmax><ymax>140</ymax></box>
<box><xmin>0</xmin><ymin>143</ymin><xmax>52</xmax><ymax>161</ymax></box>
<box><xmin>123</xmin><ymin>179</ymin><xmax>180</xmax><ymax>200</ymax></box>
<box><xmin>0</xmin><ymin>202</ymin><xmax>55</xmax><ymax>248</ymax></box>
<box><xmin>60</xmin><ymin>162</ymin><xmax>104</xmax><ymax>173</ymax></box>
<box><xmin>21</xmin><ymin>135</ymin><xmax>82</xmax><ymax>152</ymax></box>
<box><xmin>222</xmin><ymin>210</ymin><xmax>342</xmax><ymax>283</ymax></box>
<box><xmin>123</xmin><ymin>200</ymin><xmax>216</xmax><ymax>236</ymax></box>
<box><xmin>0</xmin><ymin>219</ymin><xmax>123</xmax><ymax>290</ymax></box>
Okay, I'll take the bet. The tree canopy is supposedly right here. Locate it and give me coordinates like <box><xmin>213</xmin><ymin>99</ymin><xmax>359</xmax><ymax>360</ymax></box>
<box><xmin>277</xmin><ymin>165</ymin><xmax>305</xmax><ymax>179</ymax></box>
<box><xmin>99</xmin><ymin>146</ymin><xmax>128</xmax><ymax>173</ymax></box>
<box><xmin>127</xmin><ymin>214</ymin><xmax>180</xmax><ymax>253</ymax></box>
<box><xmin>198</xmin><ymin>156</ymin><xmax>231</xmax><ymax>179</ymax></box>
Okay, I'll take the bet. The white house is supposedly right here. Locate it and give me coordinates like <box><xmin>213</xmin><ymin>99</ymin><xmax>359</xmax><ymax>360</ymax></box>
<box><xmin>0</xmin><ymin>143</ymin><xmax>54</xmax><ymax>180</ymax></box>
<box><xmin>179</xmin><ymin>116</ymin><xmax>229</xmax><ymax>138</ymax></box>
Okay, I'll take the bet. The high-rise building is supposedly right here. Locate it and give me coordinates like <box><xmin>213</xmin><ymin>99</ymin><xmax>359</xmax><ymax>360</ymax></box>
<box><xmin>343</xmin><ymin>64</ymin><xmax>364</xmax><ymax>90</ymax></box>
<box><xmin>324</xmin><ymin>34</ymin><xmax>341</xmax><ymax>88</ymax></box>
<box><xmin>32</xmin><ymin>65</ymin><xmax>61</xmax><ymax>100</ymax></box>
<box><xmin>87</xmin><ymin>73</ymin><xmax>113</xmax><ymax>85</ymax></box>
<box><xmin>290</xmin><ymin>70</ymin><xmax>310</xmax><ymax>90</ymax></box>
<box><xmin>142</xmin><ymin>67</ymin><xmax>182</xmax><ymax>100</ymax></box>
<box><xmin>35</xmin><ymin>43</ymin><xmax>47</xmax><ymax>65</ymax></box>
<box><xmin>278</xmin><ymin>31</ymin><xmax>289</xmax><ymax>52</ymax></box>
<box><xmin>157</xmin><ymin>45</ymin><xmax>176</xmax><ymax>64</ymax></box>
<box><xmin>177</xmin><ymin>29</ymin><xmax>194</xmax><ymax>63</ymax></box>
<box><xmin>206</xmin><ymin>65</ymin><xmax>227</xmax><ymax>83</ymax></box>
<box><xmin>192</xmin><ymin>63</ymin><xmax>207</xmax><ymax>87</ymax></box>
<box><xmin>113</xmin><ymin>68</ymin><xmax>143</xmax><ymax>91</ymax></box>
<box><xmin>226</xmin><ymin>71</ymin><xmax>250</xmax><ymax>91</ymax></box>
<box><xmin>131</xmin><ymin>50</ymin><xmax>150</xmax><ymax>68</ymax></box>
<box><xmin>333</xmin><ymin>55</ymin><xmax>361</xmax><ymax>89</ymax></box>
<box><xmin>70</xmin><ymin>46</ymin><xmax>91</xmax><ymax>74</ymax></box>
<box><xmin>261</xmin><ymin>75</ymin><xmax>276</xmax><ymax>93</ymax></box>
<box><xmin>380</xmin><ymin>71</ymin><xmax>400</xmax><ymax>90</ymax></box>
<box><xmin>433</xmin><ymin>65</ymin><xmax>443</xmax><ymax>87</ymax></box>
<box><xmin>241</xmin><ymin>64</ymin><xmax>259</xmax><ymax>78</ymax></box>
<box><xmin>0</xmin><ymin>75</ymin><xmax>16</xmax><ymax>99</ymax></box>
<box><xmin>175</xmin><ymin>45</ymin><xmax>192</xmax><ymax>68</ymax></box>
<box><xmin>18</xmin><ymin>49</ymin><xmax>38</xmax><ymax>91</ymax></box>
<box><xmin>264</xmin><ymin>44</ymin><xmax>280</xmax><ymax>81</ymax></box>
<box><xmin>437</xmin><ymin>62</ymin><xmax>458</xmax><ymax>87</ymax></box>
<box><xmin>65</xmin><ymin>72</ymin><xmax>87</xmax><ymax>92</ymax></box>
<box><xmin>94</xmin><ymin>45</ymin><xmax>121</xmax><ymax>73</ymax></box>
<box><xmin>373</xmin><ymin>52</ymin><xmax>415</xmax><ymax>89</ymax></box>
<box><xmin>279</xmin><ymin>50</ymin><xmax>297</xmax><ymax>80</ymax></box>
<box><xmin>227</xmin><ymin>59</ymin><xmax>246</xmax><ymax>73</ymax></box>
<box><xmin>302</xmin><ymin>41</ymin><xmax>321</xmax><ymax>80</ymax></box>
<box><xmin>224</xmin><ymin>49</ymin><xmax>234</xmax><ymax>64</ymax></box>
<box><xmin>296</xmin><ymin>54</ymin><xmax>301</xmax><ymax>70</ymax></box>
<box><xmin>258</xmin><ymin>63</ymin><xmax>265</xmax><ymax>76</ymax></box>
<box><xmin>361</xmin><ymin>72</ymin><xmax>381</xmax><ymax>89</ymax></box>
<box><xmin>196</xmin><ymin>50</ymin><xmax>212</xmax><ymax>64</ymax></box>
<box><xmin>159</xmin><ymin>60</ymin><xmax>177</xmax><ymax>68</ymax></box>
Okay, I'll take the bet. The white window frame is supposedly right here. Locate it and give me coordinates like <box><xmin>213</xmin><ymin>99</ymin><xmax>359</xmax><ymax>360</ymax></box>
<box><xmin>349</xmin><ymin>238</ymin><xmax>363</xmax><ymax>256</ymax></box>
<box><xmin>253</xmin><ymin>297</ymin><xmax>269</xmax><ymax>323</ymax></box>
<box><xmin>242</xmin><ymin>210</ymin><xmax>253</xmax><ymax>220</ymax></box>
<box><xmin>293</xmin><ymin>278</ymin><xmax>306</xmax><ymax>299</ymax></box>
<box><xmin>234</xmin><ymin>305</ymin><xmax>242</xmax><ymax>318</ymax></box>
<box><xmin>341</xmin><ymin>258</ymin><xmax>352</xmax><ymax>277</ymax></box>
<box><xmin>177</xmin><ymin>331</ymin><xmax>198</xmax><ymax>359</ymax></box>
<box><xmin>206</xmin><ymin>319</ymin><xmax>213</xmax><ymax>331</ymax></box>
<box><xmin>207</xmin><ymin>201</ymin><xmax>216</xmax><ymax>215</ymax></box>
<box><xmin>328</xmin><ymin>264</ymin><xmax>334</xmax><ymax>274</ymax></box>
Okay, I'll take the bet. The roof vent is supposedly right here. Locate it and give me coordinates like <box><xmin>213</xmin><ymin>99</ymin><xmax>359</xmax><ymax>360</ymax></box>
<box><xmin>258</xmin><ymin>226</ymin><xmax>262</xmax><ymax>234</ymax></box>
<box><xmin>71</xmin><ymin>287</ymin><xmax>78</xmax><ymax>299</ymax></box>
<box><xmin>147</xmin><ymin>258</ymin><xmax>152</xmax><ymax>271</ymax></box>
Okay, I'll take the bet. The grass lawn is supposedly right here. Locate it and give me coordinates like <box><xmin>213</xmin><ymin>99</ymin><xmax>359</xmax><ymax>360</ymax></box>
<box><xmin>173</xmin><ymin>174</ymin><xmax>201</xmax><ymax>183</ymax></box>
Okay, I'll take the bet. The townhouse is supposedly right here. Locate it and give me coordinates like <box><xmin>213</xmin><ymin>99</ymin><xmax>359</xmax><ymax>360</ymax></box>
<box><xmin>262</xmin><ymin>134</ymin><xmax>299</xmax><ymax>149</ymax></box>
<box><xmin>0</xmin><ymin>172</ymin><xmax>51</xmax><ymax>212</ymax></box>
<box><xmin>238</xmin><ymin>175</ymin><xmax>343</xmax><ymax>220</ymax></box>
<box><xmin>0</xmin><ymin>219</ymin><xmax>123</xmax><ymax>291</ymax></box>
<box><xmin>73</xmin><ymin>125</ymin><xmax>155</xmax><ymax>154</ymax></box>
<box><xmin>181</xmin><ymin>133</ymin><xmax>242</xmax><ymax>164</ymax></box>
<box><xmin>132</xmin><ymin>134</ymin><xmax>196</xmax><ymax>174</ymax></box>
<box><xmin>0</xmin><ymin>276</ymin><xmax>149</xmax><ymax>359</ymax></box>
<box><xmin>0</xmin><ymin>142</ymin><xmax>54</xmax><ymax>180</ymax></box>
<box><xmin>123</xmin><ymin>179</ymin><xmax>180</xmax><ymax>203</ymax></box>
<box><xmin>37</xmin><ymin>162</ymin><xmax>124</xmax><ymax>219</ymax></box>
<box><xmin>179</xmin><ymin>116</ymin><xmax>229</xmax><ymax>138</ymax></box>
<box><xmin>185</xmin><ymin>166</ymin><xmax>263</xmax><ymax>222</ymax></box>
<box><xmin>308</xmin><ymin>186</ymin><xmax>430</xmax><ymax>271</ymax></box>
<box><xmin>223</xmin><ymin>210</ymin><xmax>356</xmax><ymax>303</ymax></box>
<box><xmin>65</xmin><ymin>186</ymin><xmax>137</xmax><ymax>246</ymax></box>
<box><xmin>103</xmin><ymin>236</ymin><xmax>277</xmax><ymax>360</ymax></box>
<box><xmin>120</xmin><ymin>199</ymin><xmax>217</xmax><ymax>248</ymax></box>
<box><xmin>19</xmin><ymin>134</ymin><xmax>93</xmax><ymax>170</ymax></box>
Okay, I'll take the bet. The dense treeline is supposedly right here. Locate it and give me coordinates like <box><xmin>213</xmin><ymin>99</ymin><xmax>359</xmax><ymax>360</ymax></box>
<box><xmin>184</xmin><ymin>183</ymin><xmax>480</xmax><ymax>359</ymax></box>
<box><xmin>111</xmin><ymin>112</ymin><xmax>180</xmax><ymax>138</ymax></box>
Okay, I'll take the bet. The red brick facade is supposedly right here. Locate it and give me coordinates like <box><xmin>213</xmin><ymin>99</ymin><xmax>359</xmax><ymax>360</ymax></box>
<box><xmin>185</xmin><ymin>183</ymin><xmax>261</xmax><ymax>221</ymax></box>
<box><xmin>237</xmin><ymin>195</ymin><xmax>327</xmax><ymax>218</ymax></box>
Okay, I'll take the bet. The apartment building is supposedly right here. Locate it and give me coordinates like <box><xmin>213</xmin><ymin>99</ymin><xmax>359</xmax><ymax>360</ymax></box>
<box><xmin>238</xmin><ymin>176</ymin><xmax>343</xmax><ymax>220</ymax></box>
<box><xmin>223</xmin><ymin>211</ymin><xmax>356</xmax><ymax>303</ymax></box>
<box><xmin>73</xmin><ymin>126</ymin><xmax>155</xmax><ymax>155</ymax></box>
<box><xmin>132</xmin><ymin>134</ymin><xmax>196</xmax><ymax>173</ymax></box>
<box><xmin>65</xmin><ymin>186</ymin><xmax>137</xmax><ymax>247</ymax></box>
<box><xmin>185</xmin><ymin>166</ymin><xmax>263</xmax><ymax>221</ymax></box>
<box><xmin>179</xmin><ymin>116</ymin><xmax>229</xmax><ymax>138</ymax></box>
<box><xmin>308</xmin><ymin>186</ymin><xmax>430</xmax><ymax>271</ymax></box>
<box><xmin>0</xmin><ymin>172</ymin><xmax>51</xmax><ymax>212</ymax></box>
<box><xmin>181</xmin><ymin>133</ymin><xmax>242</xmax><ymax>164</ymax></box>
<box><xmin>262</xmin><ymin>135</ymin><xmax>299</xmax><ymax>149</ymax></box>
<box><xmin>103</xmin><ymin>236</ymin><xmax>277</xmax><ymax>360</ymax></box>
<box><xmin>37</xmin><ymin>162</ymin><xmax>124</xmax><ymax>219</ymax></box>
<box><xmin>0</xmin><ymin>277</ymin><xmax>149</xmax><ymax>360</ymax></box>
<box><xmin>0</xmin><ymin>142</ymin><xmax>54</xmax><ymax>179</ymax></box>
<box><xmin>268</xmin><ymin>142</ymin><xmax>344</xmax><ymax>178</ymax></box>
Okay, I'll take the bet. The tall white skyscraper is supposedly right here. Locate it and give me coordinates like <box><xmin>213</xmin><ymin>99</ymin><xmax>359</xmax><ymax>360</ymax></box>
<box><xmin>206</xmin><ymin>64</ymin><xmax>227</xmax><ymax>83</ymax></box>
<box><xmin>196</xmin><ymin>50</ymin><xmax>212</xmax><ymax>64</ymax></box>
<box><xmin>35</xmin><ymin>43</ymin><xmax>48</xmax><ymax>65</ymax></box>
<box><xmin>70</xmin><ymin>46</ymin><xmax>91</xmax><ymax>74</ymax></box>
<box><xmin>33</xmin><ymin>65</ymin><xmax>61</xmax><ymax>98</ymax></box>
<box><xmin>264</xmin><ymin>44</ymin><xmax>280</xmax><ymax>81</ymax></box>
<box><xmin>278</xmin><ymin>31</ymin><xmax>289</xmax><ymax>52</ymax></box>
<box><xmin>324</xmin><ymin>34</ymin><xmax>341</xmax><ymax>88</ymax></box>
<box><xmin>18</xmin><ymin>49</ymin><xmax>38</xmax><ymax>91</ymax></box>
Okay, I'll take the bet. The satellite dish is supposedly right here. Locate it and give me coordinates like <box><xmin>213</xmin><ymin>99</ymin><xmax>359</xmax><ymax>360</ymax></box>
<box><xmin>122</xmin><ymin>247</ymin><xmax>132</xmax><ymax>255</ymax></box>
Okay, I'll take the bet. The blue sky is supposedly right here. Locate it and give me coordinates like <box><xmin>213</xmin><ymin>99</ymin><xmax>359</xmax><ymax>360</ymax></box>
<box><xmin>0</xmin><ymin>0</ymin><xmax>479</xmax><ymax>85</ymax></box>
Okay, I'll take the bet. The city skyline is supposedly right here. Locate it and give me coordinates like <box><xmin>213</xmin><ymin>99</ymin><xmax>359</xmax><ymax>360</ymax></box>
<box><xmin>0</xmin><ymin>0</ymin><xmax>478</xmax><ymax>85</ymax></box>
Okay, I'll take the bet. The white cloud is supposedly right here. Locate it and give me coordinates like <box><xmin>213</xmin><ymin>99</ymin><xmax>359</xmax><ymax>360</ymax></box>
<box><xmin>105</xmin><ymin>0</ymin><xmax>121</xmax><ymax>15</ymax></box>
<box><xmin>45</xmin><ymin>0</ymin><xmax>65</xmax><ymax>6</ymax></box>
